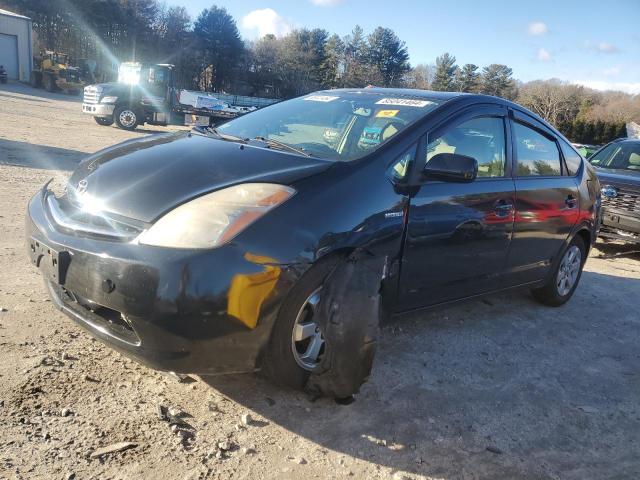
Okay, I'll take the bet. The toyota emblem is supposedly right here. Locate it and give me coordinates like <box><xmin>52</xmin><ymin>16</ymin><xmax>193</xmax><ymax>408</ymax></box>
<box><xmin>76</xmin><ymin>179</ymin><xmax>88</xmax><ymax>195</ymax></box>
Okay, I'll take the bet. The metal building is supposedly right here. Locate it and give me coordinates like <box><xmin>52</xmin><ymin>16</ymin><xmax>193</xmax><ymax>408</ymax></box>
<box><xmin>0</xmin><ymin>8</ymin><xmax>33</xmax><ymax>81</ymax></box>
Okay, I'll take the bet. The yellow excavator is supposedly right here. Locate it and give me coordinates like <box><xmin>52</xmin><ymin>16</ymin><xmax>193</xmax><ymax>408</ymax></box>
<box><xmin>29</xmin><ymin>51</ymin><xmax>88</xmax><ymax>94</ymax></box>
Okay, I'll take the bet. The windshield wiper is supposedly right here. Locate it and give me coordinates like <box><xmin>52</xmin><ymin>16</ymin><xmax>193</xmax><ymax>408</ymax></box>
<box><xmin>253</xmin><ymin>136</ymin><xmax>312</xmax><ymax>157</ymax></box>
<box><xmin>193</xmin><ymin>126</ymin><xmax>247</xmax><ymax>143</ymax></box>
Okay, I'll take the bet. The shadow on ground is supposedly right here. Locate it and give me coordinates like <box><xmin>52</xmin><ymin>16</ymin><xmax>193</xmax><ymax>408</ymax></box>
<box><xmin>0</xmin><ymin>91</ymin><xmax>49</xmax><ymax>103</ymax></box>
<box><xmin>202</xmin><ymin>268</ymin><xmax>640</xmax><ymax>479</ymax></box>
<box><xmin>0</xmin><ymin>139</ymin><xmax>86</xmax><ymax>171</ymax></box>
<box><xmin>593</xmin><ymin>240</ymin><xmax>640</xmax><ymax>260</ymax></box>
<box><xmin>0</xmin><ymin>81</ymin><xmax>82</xmax><ymax>103</ymax></box>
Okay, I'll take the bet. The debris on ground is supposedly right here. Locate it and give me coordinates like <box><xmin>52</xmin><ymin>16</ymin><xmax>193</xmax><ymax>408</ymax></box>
<box><xmin>241</xmin><ymin>413</ymin><xmax>252</xmax><ymax>426</ymax></box>
<box><xmin>90</xmin><ymin>441</ymin><xmax>138</xmax><ymax>458</ymax></box>
<box><xmin>164</xmin><ymin>372</ymin><xmax>196</xmax><ymax>383</ymax></box>
<box><xmin>156</xmin><ymin>404</ymin><xmax>167</xmax><ymax>420</ymax></box>
<box><xmin>40</xmin><ymin>356</ymin><xmax>64</xmax><ymax>367</ymax></box>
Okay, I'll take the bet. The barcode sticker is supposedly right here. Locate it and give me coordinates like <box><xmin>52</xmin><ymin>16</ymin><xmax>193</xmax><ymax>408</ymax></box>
<box><xmin>305</xmin><ymin>95</ymin><xmax>339</xmax><ymax>102</ymax></box>
<box><xmin>376</xmin><ymin>98</ymin><xmax>434</xmax><ymax>107</ymax></box>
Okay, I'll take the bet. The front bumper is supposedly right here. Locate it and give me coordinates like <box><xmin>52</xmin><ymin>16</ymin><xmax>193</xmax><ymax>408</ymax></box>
<box><xmin>26</xmin><ymin>189</ymin><xmax>296</xmax><ymax>374</ymax></box>
<box><xmin>599</xmin><ymin>208</ymin><xmax>640</xmax><ymax>243</ymax></box>
<box><xmin>82</xmin><ymin>103</ymin><xmax>115</xmax><ymax>117</ymax></box>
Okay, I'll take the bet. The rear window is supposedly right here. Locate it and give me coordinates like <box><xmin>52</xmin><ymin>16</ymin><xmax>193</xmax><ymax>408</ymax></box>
<box><xmin>513</xmin><ymin>122</ymin><xmax>561</xmax><ymax>176</ymax></box>
<box><xmin>560</xmin><ymin>140</ymin><xmax>583</xmax><ymax>176</ymax></box>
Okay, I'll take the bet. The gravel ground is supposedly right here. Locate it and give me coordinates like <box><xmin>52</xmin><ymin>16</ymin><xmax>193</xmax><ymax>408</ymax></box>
<box><xmin>1</xmin><ymin>82</ymin><xmax>639</xmax><ymax>480</ymax></box>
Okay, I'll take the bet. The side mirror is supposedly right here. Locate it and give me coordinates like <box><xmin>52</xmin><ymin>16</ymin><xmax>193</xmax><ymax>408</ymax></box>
<box><xmin>423</xmin><ymin>153</ymin><xmax>478</xmax><ymax>182</ymax></box>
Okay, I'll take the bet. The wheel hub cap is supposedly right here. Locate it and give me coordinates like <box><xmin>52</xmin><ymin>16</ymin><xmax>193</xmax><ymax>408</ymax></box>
<box><xmin>291</xmin><ymin>287</ymin><xmax>325</xmax><ymax>371</ymax></box>
<box><xmin>119</xmin><ymin>110</ymin><xmax>136</xmax><ymax>127</ymax></box>
<box><xmin>556</xmin><ymin>245</ymin><xmax>581</xmax><ymax>296</ymax></box>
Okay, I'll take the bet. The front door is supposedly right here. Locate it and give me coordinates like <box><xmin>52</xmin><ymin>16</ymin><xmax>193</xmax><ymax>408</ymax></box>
<box><xmin>504</xmin><ymin>115</ymin><xmax>580</xmax><ymax>285</ymax></box>
<box><xmin>398</xmin><ymin>107</ymin><xmax>515</xmax><ymax>311</ymax></box>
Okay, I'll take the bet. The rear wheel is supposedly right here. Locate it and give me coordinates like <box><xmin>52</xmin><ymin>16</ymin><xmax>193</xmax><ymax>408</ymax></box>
<box><xmin>114</xmin><ymin>106</ymin><xmax>140</xmax><ymax>130</ymax></box>
<box><xmin>532</xmin><ymin>235</ymin><xmax>586</xmax><ymax>306</ymax></box>
<box><xmin>94</xmin><ymin>116</ymin><xmax>114</xmax><ymax>126</ymax></box>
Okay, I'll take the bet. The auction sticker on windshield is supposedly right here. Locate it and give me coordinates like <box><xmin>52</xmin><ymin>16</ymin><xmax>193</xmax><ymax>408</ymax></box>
<box><xmin>376</xmin><ymin>98</ymin><xmax>434</xmax><ymax>107</ymax></box>
<box><xmin>376</xmin><ymin>109</ymin><xmax>399</xmax><ymax>118</ymax></box>
<box><xmin>305</xmin><ymin>95</ymin><xmax>339</xmax><ymax>102</ymax></box>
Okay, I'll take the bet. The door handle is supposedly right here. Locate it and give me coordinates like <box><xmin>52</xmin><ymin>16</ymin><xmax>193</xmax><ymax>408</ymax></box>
<box><xmin>494</xmin><ymin>199</ymin><xmax>514</xmax><ymax>217</ymax></box>
<box><xmin>565</xmin><ymin>195</ymin><xmax>578</xmax><ymax>208</ymax></box>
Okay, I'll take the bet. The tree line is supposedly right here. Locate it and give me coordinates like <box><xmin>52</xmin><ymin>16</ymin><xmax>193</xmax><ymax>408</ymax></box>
<box><xmin>2</xmin><ymin>0</ymin><xmax>638</xmax><ymax>145</ymax></box>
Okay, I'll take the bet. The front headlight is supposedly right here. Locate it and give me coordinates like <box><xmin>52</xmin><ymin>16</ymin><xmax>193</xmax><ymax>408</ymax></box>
<box><xmin>101</xmin><ymin>96</ymin><xmax>118</xmax><ymax>103</ymax></box>
<box><xmin>137</xmin><ymin>183</ymin><xmax>295</xmax><ymax>249</ymax></box>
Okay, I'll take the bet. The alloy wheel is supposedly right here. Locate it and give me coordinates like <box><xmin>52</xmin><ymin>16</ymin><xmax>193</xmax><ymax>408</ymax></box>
<box><xmin>556</xmin><ymin>245</ymin><xmax>581</xmax><ymax>296</ymax></box>
<box><xmin>291</xmin><ymin>287</ymin><xmax>325</xmax><ymax>371</ymax></box>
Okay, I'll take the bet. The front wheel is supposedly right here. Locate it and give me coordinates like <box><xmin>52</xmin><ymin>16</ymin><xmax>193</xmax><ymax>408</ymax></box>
<box><xmin>263</xmin><ymin>258</ymin><xmax>340</xmax><ymax>390</ymax></box>
<box><xmin>532</xmin><ymin>235</ymin><xmax>586</xmax><ymax>306</ymax></box>
<box><xmin>114</xmin><ymin>106</ymin><xmax>140</xmax><ymax>130</ymax></box>
<box><xmin>94</xmin><ymin>116</ymin><xmax>114</xmax><ymax>126</ymax></box>
<box><xmin>43</xmin><ymin>74</ymin><xmax>55</xmax><ymax>92</ymax></box>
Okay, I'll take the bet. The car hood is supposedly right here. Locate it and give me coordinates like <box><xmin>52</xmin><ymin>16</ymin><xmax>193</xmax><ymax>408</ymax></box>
<box><xmin>67</xmin><ymin>132</ymin><xmax>333</xmax><ymax>223</ymax></box>
<box><xmin>594</xmin><ymin>167</ymin><xmax>640</xmax><ymax>191</ymax></box>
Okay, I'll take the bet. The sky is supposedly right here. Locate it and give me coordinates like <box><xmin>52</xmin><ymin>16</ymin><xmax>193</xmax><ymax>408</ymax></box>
<box><xmin>173</xmin><ymin>0</ymin><xmax>640</xmax><ymax>94</ymax></box>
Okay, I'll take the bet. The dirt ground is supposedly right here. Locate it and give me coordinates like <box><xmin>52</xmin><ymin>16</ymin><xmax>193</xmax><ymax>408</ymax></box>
<box><xmin>1</xmin><ymin>82</ymin><xmax>639</xmax><ymax>480</ymax></box>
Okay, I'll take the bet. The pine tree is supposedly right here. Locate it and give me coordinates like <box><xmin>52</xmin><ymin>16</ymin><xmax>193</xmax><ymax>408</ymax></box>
<box><xmin>431</xmin><ymin>53</ymin><xmax>457</xmax><ymax>91</ymax></box>
<box><xmin>481</xmin><ymin>64</ymin><xmax>516</xmax><ymax>99</ymax></box>
<box><xmin>455</xmin><ymin>64</ymin><xmax>480</xmax><ymax>93</ymax></box>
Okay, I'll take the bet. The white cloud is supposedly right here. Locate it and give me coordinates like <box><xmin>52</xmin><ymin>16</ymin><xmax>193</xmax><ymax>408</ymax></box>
<box><xmin>603</xmin><ymin>66</ymin><xmax>621</xmax><ymax>76</ymax></box>
<box><xmin>585</xmin><ymin>41</ymin><xmax>620</xmax><ymax>54</ymax></box>
<box><xmin>241</xmin><ymin>8</ymin><xmax>292</xmax><ymax>38</ymax></box>
<box><xmin>537</xmin><ymin>48</ymin><xmax>552</xmax><ymax>62</ymax></box>
<box><xmin>573</xmin><ymin>80</ymin><xmax>640</xmax><ymax>95</ymax></box>
<box><xmin>527</xmin><ymin>22</ymin><xmax>548</xmax><ymax>36</ymax></box>
<box><xmin>310</xmin><ymin>0</ymin><xmax>344</xmax><ymax>5</ymax></box>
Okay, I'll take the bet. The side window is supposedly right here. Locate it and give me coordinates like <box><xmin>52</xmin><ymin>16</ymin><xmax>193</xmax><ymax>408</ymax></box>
<box><xmin>513</xmin><ymin>122</ymin><xmax>561</xmax><ymax>176</ymax></box>
<box><xmin>426</xmin><ymin>117</ymin><xmax>506</xmax><ymax>178</ymax></box>
<box><xmin>559</xmin><ymin>139</ymin><xmax>583</xmax><ymax>176</ymax></box>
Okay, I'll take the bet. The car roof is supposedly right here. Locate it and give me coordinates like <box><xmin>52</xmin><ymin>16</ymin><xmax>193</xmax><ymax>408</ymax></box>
<box><xmin>313</xmin><ymin>87</ymin><xmax>576</xmax><ymax>141</ymax></box>
<box><xmin>321</xmin><ymin>87</ymin><xmax>465</xmax><ymax>102</ymax></box>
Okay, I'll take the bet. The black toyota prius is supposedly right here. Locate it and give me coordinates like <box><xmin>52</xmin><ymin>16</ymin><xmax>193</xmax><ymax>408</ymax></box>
<box><xmin>26</xmin><ymin>88</ymin><xmax>600</xmax><ymax>396</ymax></box>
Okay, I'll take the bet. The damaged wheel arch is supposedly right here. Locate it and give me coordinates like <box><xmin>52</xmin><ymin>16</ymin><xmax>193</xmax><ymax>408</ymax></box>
<box><xmin>263</xmin><ymin>249</ymin><xmax>387</xmax><ymax>398</ymax></box>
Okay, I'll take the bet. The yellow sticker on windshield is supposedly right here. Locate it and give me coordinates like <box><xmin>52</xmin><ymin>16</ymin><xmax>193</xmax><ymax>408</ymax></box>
<box><xmin>376</xmin><ymin>109</ymin><xmax>399</xmax><ymax>118</ymax></box>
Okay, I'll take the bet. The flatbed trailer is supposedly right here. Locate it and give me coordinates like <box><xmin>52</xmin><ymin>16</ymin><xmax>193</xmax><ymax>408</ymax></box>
<box><xmin>82</xmin><ymin>62</ymin><xmax>278</xmax><ymax>130</ymax></box>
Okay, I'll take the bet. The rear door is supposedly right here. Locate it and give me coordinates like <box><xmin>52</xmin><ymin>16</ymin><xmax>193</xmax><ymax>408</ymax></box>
<box><xmin>398</xmin><ymin>105</ymin><xmax>516</xmax><ymax>310</ymax></box>
<box><xmin>504</xmin><ymin>110</ymin><xmax>580</xmax><ymax>285</ymax></box>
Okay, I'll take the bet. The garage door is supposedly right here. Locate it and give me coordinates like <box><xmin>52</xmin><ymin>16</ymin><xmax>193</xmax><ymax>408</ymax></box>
<box><xmin>0</xmin><ymin>33</ymin><xmax>18</xmax><ymax>79</ymax></box>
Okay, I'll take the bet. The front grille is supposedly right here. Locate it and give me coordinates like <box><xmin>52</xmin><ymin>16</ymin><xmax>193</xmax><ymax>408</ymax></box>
<box><xmin>45</xmin><ymin>192</ymin><xmax>143</xmax><ymax>240</ymax></box>
<box><xmin>603</xmin><ymin>188</ymin><xmax>640</xmax><ymax>215</ymax></box>
<box><xmin>83</xmin><ymin>86</ymin><xmax>100</xmax><ymax>104</ymax></box>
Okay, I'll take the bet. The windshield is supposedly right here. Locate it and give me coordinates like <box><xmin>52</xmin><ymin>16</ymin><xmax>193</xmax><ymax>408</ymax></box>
<box><xmin>217</xmin><ymin>92</ymin><xmax>441</xmax><ymax>161</ymax></box>
<box><xmin>590</xmin><ymin>142</ymin><xmax>640</xmax><ymax>171</ymax></box>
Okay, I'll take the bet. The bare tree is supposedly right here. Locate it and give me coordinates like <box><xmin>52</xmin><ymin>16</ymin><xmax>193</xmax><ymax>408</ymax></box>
<box><xmin>517</xmin><ymin>80</ymin><xmax>585</xmax><ymax>126</ymax></box>
<box><xmin>406</xmin><ymin>64</ymin><xmax>434</xmax><ymax>90</ymax></box>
